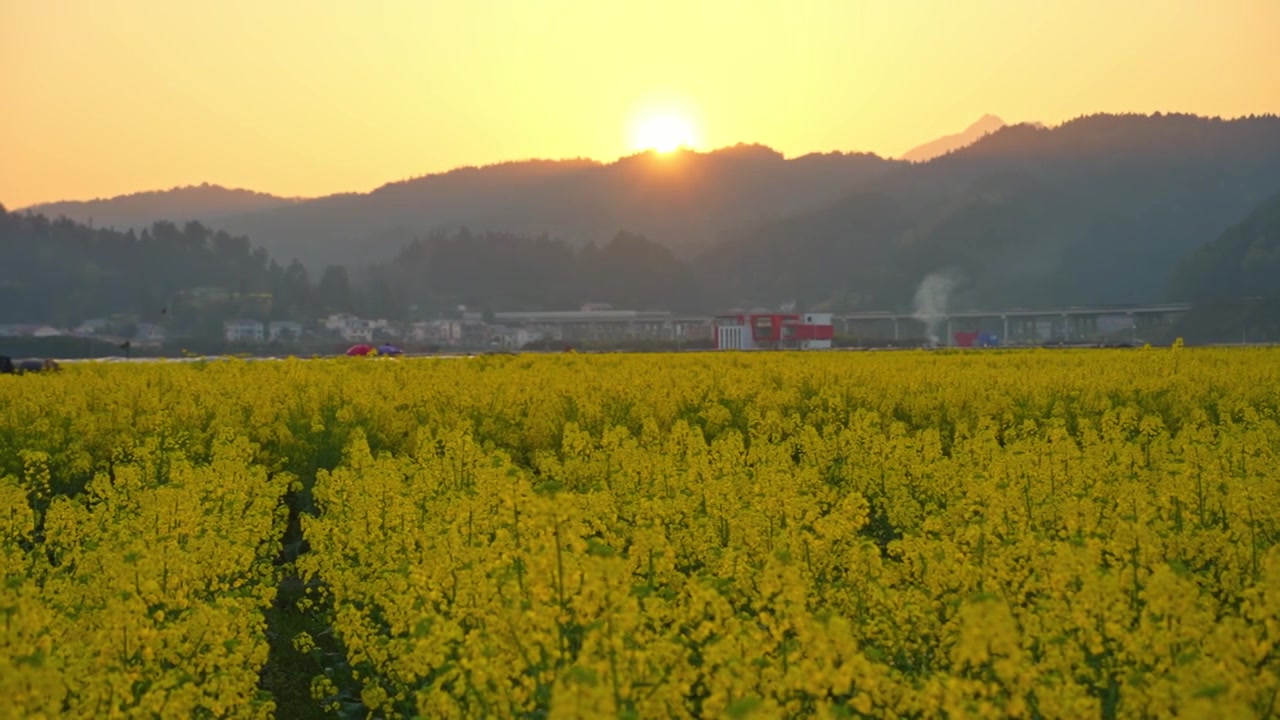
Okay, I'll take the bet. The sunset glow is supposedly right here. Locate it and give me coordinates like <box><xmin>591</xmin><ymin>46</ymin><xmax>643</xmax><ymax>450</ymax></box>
<box><xmin>629</xmin><ymin>111</ymin><xmax>699</xmax><ymax>154</ymax></box>
<box><xmin>1</xmin><ymin>0</ymin><xmax>1278</xmax><ymax>208</ymax></box>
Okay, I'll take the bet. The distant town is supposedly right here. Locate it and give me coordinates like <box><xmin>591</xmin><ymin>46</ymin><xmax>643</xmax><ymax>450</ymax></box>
<box><xmin>0</xmin><ymin>296</ymin><xmax>1194</xmax><ymax>359</ymax></box>
<box><xmin>1</xmin><ymin>305</ymin><xmax>709</xmax><ymax>355</ymax></box>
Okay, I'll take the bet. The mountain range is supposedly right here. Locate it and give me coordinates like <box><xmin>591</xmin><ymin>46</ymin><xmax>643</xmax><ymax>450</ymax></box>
<box><xmin>13</xmin><ymin>112</ymin><xmax>1280</xmax><ymax>314</ymax></box>
<box><xmin>23</xmin><ymin>148</ymin><xmax>900</xmax><ymax>270</ymax></box>
<box><xmin>708</xmin><ymin>113</ymin><xmax>1280</xmax><ymax>310</ymax></box>
<box><xmin>18</xmin><ymin>115</ymin><xmax>1022</xmax><ymax>268</ymax></box>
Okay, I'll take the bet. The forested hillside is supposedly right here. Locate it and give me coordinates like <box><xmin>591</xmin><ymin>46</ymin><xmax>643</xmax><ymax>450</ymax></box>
<box><xmin>0</xmin><ymin>207</ymin><xmax>314</xmax><ymax>332</ymax></box>
<box><xmin>703</xmin><ymin>113</ymin><xmax>1280</xmax><ymax>311</ymax></box>
<box><xmin>232</xmin><ymin>112</ymin><xmax>1280</xmax><ymax>313</ymax></box>
<box><xmin>1171</xmin><ymin>192</ymin><xmax>1280</xmax><ymax>342</ymax></box>
<box><xmin>207</xmin><ymin>146</ymin><xmax>899</xmax><ymax>270</ymax></box>
<box><xmin>377</xmin><ymin>228</ymin><xmax>700</xmax><ymax>313</ymax></box>
<box><xmin>0</xmin><ymin>208</ymin><xmax>703</xmax><ymax>327</ymax></box>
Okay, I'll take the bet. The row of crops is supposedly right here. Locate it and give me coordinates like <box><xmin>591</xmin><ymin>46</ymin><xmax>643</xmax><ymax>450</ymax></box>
<box><xmin>2</xmin><ymin>346</ymin><xmax>1279</xmax><ymax>718</ymax></box>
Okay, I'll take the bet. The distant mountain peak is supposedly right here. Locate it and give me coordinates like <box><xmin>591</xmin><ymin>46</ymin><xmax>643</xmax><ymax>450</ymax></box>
<box><xmin>967</xmin><ymin>114</ymin><xmax>1006</xmax><ymax>132</ymax></box>
<box><xmin>901</xmin><ymin>114</ymin><xmax>1011</xmax><ymax>163</ymax></box>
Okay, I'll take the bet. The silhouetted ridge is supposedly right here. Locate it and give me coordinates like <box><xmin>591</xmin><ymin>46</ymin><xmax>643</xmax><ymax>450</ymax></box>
<box><xmin>16</xmin><ymin>113</ymin><xmax>1280</xmax><ymax>323</ymax></box>
<box><xmin>202</xmin><ymin>144</ymin><xmax>901</xmax><ymax>269</ymax></box>
<box><xmin>700</xmin><ymin>113</ymin><xmax>1280</xmax><ymax>312</ymax></box>
<box><xmin>24</xmin><ymin>183</ymin><xmax>300</xmax><ymax>232</ymax></box>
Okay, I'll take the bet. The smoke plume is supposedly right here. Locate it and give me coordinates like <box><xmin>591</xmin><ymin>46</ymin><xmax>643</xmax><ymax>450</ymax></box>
<box><xmin>912</xmin><ymin>269</ymin><xmax>963</xmax><ymax>347</ymax></box>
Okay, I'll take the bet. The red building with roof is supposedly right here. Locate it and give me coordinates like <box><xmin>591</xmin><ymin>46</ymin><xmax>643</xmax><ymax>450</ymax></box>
<box><xmin>712</xmin><ymin>313</ymin><xmax>834</xmax><ymax>350</ymax></box>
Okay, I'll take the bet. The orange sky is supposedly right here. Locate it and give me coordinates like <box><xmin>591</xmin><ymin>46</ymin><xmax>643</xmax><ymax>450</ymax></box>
<box><xmin>2</xmin><ymin>0</ymin><xmax>1278</xmax><ymax>209</ymax></box>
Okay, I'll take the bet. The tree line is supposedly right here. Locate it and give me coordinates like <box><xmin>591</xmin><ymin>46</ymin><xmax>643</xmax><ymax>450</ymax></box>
<box><xmin>0</xmin><ymin>207</ymin><xmax>323</xmax><ymax>332</ymax></box>
<box><xmin>0</xmin><ymin>206</ymin><xmax>706</xmax><ymax>333</ymax></box>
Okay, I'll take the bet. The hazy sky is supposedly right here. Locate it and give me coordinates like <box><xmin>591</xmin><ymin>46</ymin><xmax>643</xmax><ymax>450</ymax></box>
<box><xmin>3</xmin><ymin>0</ymin><xmax>1278</xmax><ymax>208</ymax></box>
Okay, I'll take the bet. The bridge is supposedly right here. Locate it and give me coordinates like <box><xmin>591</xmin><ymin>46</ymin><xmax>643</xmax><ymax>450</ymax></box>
<box><xmin>834</xmin><ymin>302</ymin><xmax>1192</xmax><ymax>345</ymax></box>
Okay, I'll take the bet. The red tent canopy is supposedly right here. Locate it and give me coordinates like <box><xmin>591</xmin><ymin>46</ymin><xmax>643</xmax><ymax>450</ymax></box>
<box><xmin>346</xmin><ymin>344</ymin><xmax>375</xmax><ymax>356</ymax></box>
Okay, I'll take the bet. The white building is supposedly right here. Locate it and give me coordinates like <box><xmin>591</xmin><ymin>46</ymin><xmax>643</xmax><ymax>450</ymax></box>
<box><xmin>268</xmin><ymin>321</ymin><xmax>304</xmax><ymax>342</ymax></box>
<box><xmin>324</xmin><ymin>313</ymin><xmax>356</xmax><ymax>331</ymax></box>
<box><xmin>343</xmin><ymin>324</ymin><xmax>373</xmax><ymax>343</ymax></box>
<box><xmin>224</xmin><ymin>319</ymin><xmax>265</xmax><ymax>343</ymax></box>
<box><xmin>324</xmin><ymin>313</ymin><xmax>377</xmax><ymax>343</ymax></box>
<box><xmin>411</xmin><ymin>320</ymin><xmax>463</xmax><ymax>344</ymax></box>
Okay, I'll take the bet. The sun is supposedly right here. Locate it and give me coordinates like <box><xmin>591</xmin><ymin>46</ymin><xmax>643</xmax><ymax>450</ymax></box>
<box><xmin>629</xmin><ymin>110</ymin><xmax>698</xmax><ymax>154</ymax></box>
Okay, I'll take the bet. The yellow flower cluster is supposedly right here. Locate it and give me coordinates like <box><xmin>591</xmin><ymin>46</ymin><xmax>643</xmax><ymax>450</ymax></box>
<box><xmin>1</xmin><ymin>381</ymin><xmax>289</xmax><ymax>718</ymax></box>
<box><xmin>2</xmin><ymin>347</ymin><xmax>1279</xmax><ymax>718</ymax></box>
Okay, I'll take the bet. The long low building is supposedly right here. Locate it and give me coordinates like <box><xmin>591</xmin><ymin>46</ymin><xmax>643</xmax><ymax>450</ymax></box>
<box><xmin>462</xmin><ymin>309</ymin><xmax>673</xmax><ymax>323</ymax></box>
<box><xmin>836</xmin><ymin>302</ymin><xmax>1191</xmax><ymax>345</ymax></box>
<box><xmin>451</xmin><ymin>302</ymin><xmax>1192</xmax><ymax>347</ymax></box>
<box><xmin>460</xmin><ymin>309</ymin><xmax>712</xmax><ymax>344</ymax></box>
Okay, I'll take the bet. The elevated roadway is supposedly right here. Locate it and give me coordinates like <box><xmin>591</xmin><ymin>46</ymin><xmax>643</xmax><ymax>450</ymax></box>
<box><xmin>835</xmin><ymin>302</ymin><xmax>1191</xmax><ymax>345</ymax></box>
